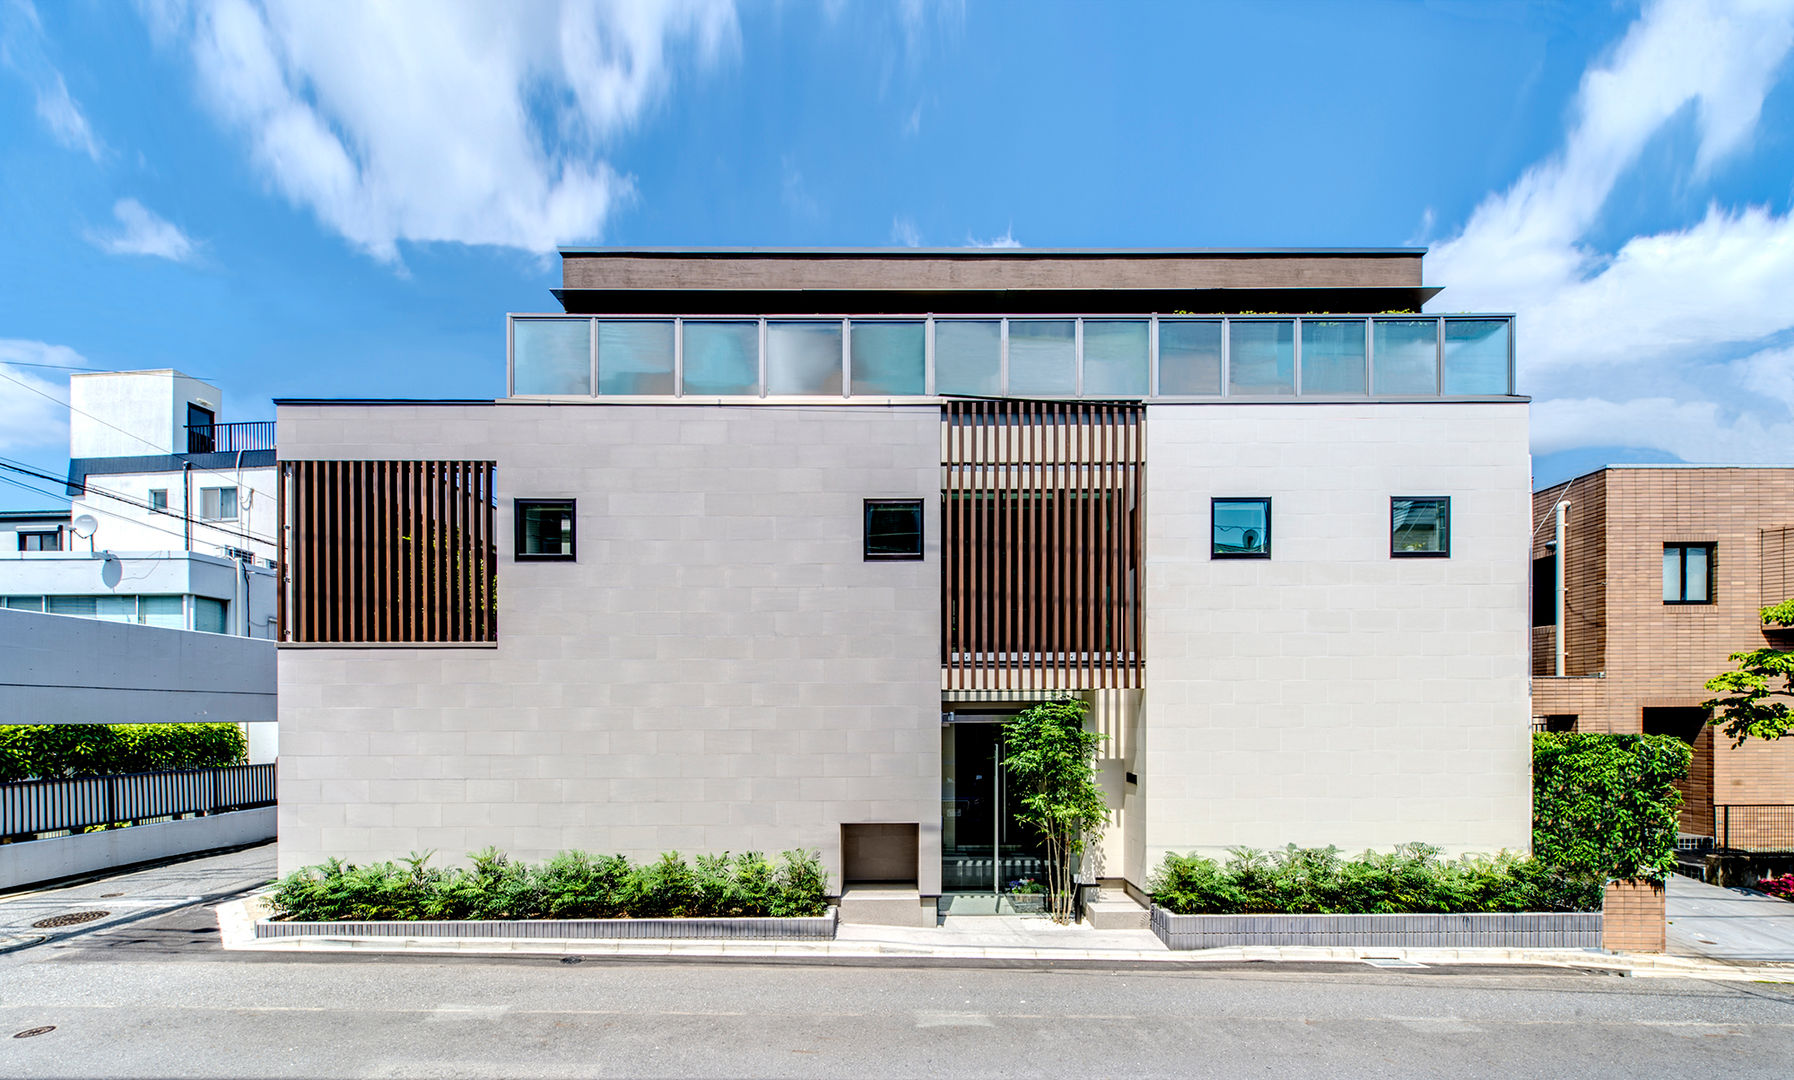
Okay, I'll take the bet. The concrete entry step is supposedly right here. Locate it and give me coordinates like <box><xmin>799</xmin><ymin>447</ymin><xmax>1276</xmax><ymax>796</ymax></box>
<box><xmin>839</xmin><ymin>886</ymin><xmax>936</xmax><ymax>928</ymax></box>
<box><xmin>1084</xmin><ymin>890</ymin><xmax>1149</xmax><ymax>930</ymax></box>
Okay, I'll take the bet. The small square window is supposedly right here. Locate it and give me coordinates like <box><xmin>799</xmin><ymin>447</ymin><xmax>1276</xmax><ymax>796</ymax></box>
<box><xmin>1391</xmin><ymin>497</ymin><xmax>1450</xmax><ymax>557</ymax></box>
<box><xmin>864</xmin><ymin>499</ymin><xmax>923</xmax><ymax>560</ymax></box>
<box><xmin>1212</xmin><ymin>498</ymin><xmax>1271</xmax><ymax>558</ymax></box>
<box><xmin>515</xmin><ymin>499</ymin><xmax>576</xmax><ymax>561</ymax></box>
<box><xmin>149</xmin><ymin>489</ymin><xmax>168</xmax><ymax>512</ymax></box>
<box><xmin>1664</xmin><ymin>543</ymin><xmax>1713</xmax><ymax>604</ymax></box>
<box><xmin>199</xmin><ymin>486</ymin><xmax>238</xmax><ymax>521</ymax></box>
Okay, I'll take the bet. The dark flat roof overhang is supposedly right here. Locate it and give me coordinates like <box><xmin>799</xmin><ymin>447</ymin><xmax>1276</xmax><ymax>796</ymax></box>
<box><xmin>553</xmin><ymin>285</ymin><xmax>1443</xmax><ymax>316</ymax></box>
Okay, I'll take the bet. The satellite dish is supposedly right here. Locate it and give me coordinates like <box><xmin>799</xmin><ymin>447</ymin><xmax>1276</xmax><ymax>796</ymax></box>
<box><xmin>72</xmin><ymin>514</ymin><xmax>98</xmax><ymax>538</ymax></box>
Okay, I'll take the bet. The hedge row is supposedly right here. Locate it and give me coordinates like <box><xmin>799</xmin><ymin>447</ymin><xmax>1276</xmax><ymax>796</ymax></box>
<box><xmin>1531</xmin><ymin>732</ymin><xmax>1690</xmax><ymax>883</ymax></box>
<box><xmin>269</xmin><ymin>848</ymin><xmax>830</xmax><ymax>922</ymax></box>
<box><xmin>0</xmin><ymin>724</ymin><xmax>248</xmax><ymax>782</ymax></box>
<box><xmin>1148</xmin><ymin>843</ymin><xmax>1603</xmax><ymax>915</ymax></box>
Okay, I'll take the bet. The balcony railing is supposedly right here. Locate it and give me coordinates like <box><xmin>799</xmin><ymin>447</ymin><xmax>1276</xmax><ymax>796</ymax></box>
<box><xmin>507</xmin><ymin>313</ymin><xmax>1516</xmax><ymax>401</ymax></box>
<box><xmin>1714</xmin><ymin>804</ymin><xmax>1794</xmax><ymax>852</ymax></box>
<box><xmin>187</xmin><ymin>420</ymin><xmax>277</xmax><ymax>453</ymax></box>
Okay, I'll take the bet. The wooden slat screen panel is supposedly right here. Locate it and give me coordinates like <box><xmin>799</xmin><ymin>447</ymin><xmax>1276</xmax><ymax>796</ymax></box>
<box><xmin>280</xmin><ymin>460</ymin><xmax>497</xmax><ymax>644</ymax></box>
<box><xmin>1764</xmin><ymin>527</ymin><xmax>1794</xmax><ymax>607</ymax></box>
<box><xmin>941</xmin><ymin>401</ymin><xmax>1143</xmax><ymax>690</ymax></box>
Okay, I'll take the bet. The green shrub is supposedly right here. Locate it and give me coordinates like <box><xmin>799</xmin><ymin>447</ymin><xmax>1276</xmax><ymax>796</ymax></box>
<box><xmin>1147</xmin><ymin>844</ymin><xmax>1603</xmax><ymax>915</ymax></box>
<box><xmin>268</xmin><ymin>847</ymin><xmax>832</xmax><ymax>922</ymax></box>
<box><xmin>1533</xmin><ymin>732</ymin><xmax>1690</xmax><ymax>882</ymax></box>
<box><xmin>0</xmin><ymin>723</ymin><xmax>247</xmax><ymax>781</ymax></box>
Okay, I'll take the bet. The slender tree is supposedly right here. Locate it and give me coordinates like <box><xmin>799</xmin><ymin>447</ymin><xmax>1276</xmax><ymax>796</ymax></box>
<box><xmin>1001</xmin><ymin>699</ymin><xmax>1109</xmax><ymax>924</ymax></box>
<box><xmin>1704</xmin><ymin>599</ymin><xmax>1794</xmax><ymax>744</ymax></box>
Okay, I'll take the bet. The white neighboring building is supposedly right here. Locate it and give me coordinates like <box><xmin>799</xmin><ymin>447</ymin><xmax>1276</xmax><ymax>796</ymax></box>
<box><xmin>0</xmin><ymin>369</ymin><xmax>278</xmax><ymax>641</ymax></box>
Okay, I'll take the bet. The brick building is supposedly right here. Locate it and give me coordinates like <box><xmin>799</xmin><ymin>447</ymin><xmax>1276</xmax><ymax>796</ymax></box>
<box><xmin>1531</xmin><ymin>466</ymin><xmax>1794</xmax><ymax>842</ymax></box>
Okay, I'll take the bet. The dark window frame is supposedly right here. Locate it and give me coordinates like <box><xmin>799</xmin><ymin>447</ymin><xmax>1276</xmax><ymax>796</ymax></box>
<box><xmin>864</xmin><ymin>498</ymin><xmax>924</xmax><ymax>561</ymax></box>
<box><xmin>1390</xmin><ymin>496</ymin><xmax>1451</xmax><ymax>558</ymax></box>
<box><xmin>1664</xmin><ymin>542</ymin><xmax>1715</xmax><ymax>605</ymax></box>
<box><xmin>514</xmin><ymin>498</ymin><xmax>578</xmax><ymax>563</ymax></box>
<box><xmin>1211</xmin><ymin>497</ymin><xmax>1272</xmax><ymax>560</ymax></box>
<box><xmin>17</xmin><ymin>530</ymin><xmax>58</xmax><ymax>552</ymax></box>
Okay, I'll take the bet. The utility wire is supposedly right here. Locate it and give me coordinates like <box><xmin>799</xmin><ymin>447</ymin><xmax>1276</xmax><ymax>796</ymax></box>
<box><xmin>0</xmin><ymin>457</ymin><xmax>275</xmax><ymax>548</ymax></box>
<box><xmin>0</xmin><ymin>368</ymin><xmax>253</xmax><ymax>482</ymax></box>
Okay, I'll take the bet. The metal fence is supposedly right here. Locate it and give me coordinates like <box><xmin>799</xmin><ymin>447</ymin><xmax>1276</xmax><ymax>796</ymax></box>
<box><xmin>0</xmin><ymin>764</ymin><xmax>276</xmax><ymax>842</ymax></box>
<box><xmin>1715</xmin><ymin>805</ymin><xmax>1794</xmax><ymax>852</ymax></box>
<box><xmin>187</xmin><ymin>421</ymin><xmax>277</xmax><ymax>453</ymax></box>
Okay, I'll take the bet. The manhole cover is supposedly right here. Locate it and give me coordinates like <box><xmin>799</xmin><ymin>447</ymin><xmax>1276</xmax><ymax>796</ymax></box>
<box><xmin>12</xmin><ymin>1027</ymin><xmax>54</xmax><ymax>1039</ymax></box>
<box><xmin>31</xmin><ymin>911</ymin><xmax>109</xmax><ymax>929</ymax></box>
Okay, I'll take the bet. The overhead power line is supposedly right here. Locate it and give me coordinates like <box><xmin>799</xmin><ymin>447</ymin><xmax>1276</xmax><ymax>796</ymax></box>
<box><xmin>0</xmin><ymin>457</ymin><xmax>276</xmax><ymax>548</ymax></box>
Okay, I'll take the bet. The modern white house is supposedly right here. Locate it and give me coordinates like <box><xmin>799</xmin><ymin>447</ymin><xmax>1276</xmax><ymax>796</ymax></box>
<box><xmin>0</xmin><ymin>370</ymin><xmax>278</xmax><ymax>640</ymax></box>
<box><xmin>274</xmin><ymin>247</ymin><xmax>1533</xmax><ymax>922</ymax></box>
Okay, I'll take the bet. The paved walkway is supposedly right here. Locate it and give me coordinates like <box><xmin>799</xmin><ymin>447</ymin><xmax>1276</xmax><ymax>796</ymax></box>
<box><xmin>1667</xmin><ymin>872</ymin><xmax>1794</xmax><ymax>963</ymax></box>
<box><xmin>0</xmin><ymin>843</ymin><xmax>274</xmax><ymax>954</ymax></box>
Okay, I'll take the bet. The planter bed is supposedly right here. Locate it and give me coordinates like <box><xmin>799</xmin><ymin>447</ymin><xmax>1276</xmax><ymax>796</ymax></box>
<box><xmin>255</xmin><ymin>908</ymin><xmax>837</xmax><ymax>942</ymax></box>
<box><xmin>1149</xmin><ymin>907</ymin><xmax>1600</xmax><ymax>950</ymax></box>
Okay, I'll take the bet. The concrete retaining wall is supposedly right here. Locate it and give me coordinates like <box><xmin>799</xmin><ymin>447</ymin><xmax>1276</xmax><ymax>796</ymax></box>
<box><xmin>1149</xmin><ymin>907</ymin><xmax>1602</xmax><ymax>949</ymax></box>
<box><xmin>0</xmin><ymin>807</ymin><xmax>275</xmax><ymax>890</ymax></box>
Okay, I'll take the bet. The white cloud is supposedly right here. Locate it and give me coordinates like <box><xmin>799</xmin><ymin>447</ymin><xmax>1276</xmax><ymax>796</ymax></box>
<box><xmin>967</xmin><ymin>227</ymin><xmax>1021</xmax><ymax>249</ymax></box>
<box><xmin>1</xmin><ymin>0</ymin><xmax>104</xmax><ymax>160</ymax></box>
<box><xmin>140</xmin><ymin>0</ymin><xmax>737</xmax><ymax>261</ymax></box>
<box><xmin>0</xmin><ymin>341</ymin><xmax>78</xmax><ymax>453</ymax></box>
<box><xmin>890</xmin><ymin>216</ymin><xmax>921</xmax><ymax>247</ymax></box>
<box><xmin>86</xmin><ymin>198</ymin><xmax>198</xmax><ymax>261</ymax></box>
<box><xmin>1430</xmin><ymin>0</ymin><xmax>1794</xmax><ymax>464</ymax></box>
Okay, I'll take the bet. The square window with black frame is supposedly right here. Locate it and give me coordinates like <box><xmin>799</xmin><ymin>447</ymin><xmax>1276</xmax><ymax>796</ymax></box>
<box><xmin>864</xmin><ymin>499</ymin><xmax>923</xmax><ymax>561</ymax></box>
<box><xmin>515</xmin><ymin>499</ymin><xmax>576</xmax><ymax>561</ymax></box>
<box><xmin>1391</xmin><ymin>496</ymin><xmax>1450</xmax><ymax>557</ymax></box>
<box><xmin>1664</xmin><ymin>543</ymin><xmax>1715</xmax><ymax>604</ymax></box>
<box><xmin>1212</xmin><ymin>498</ymin><xmax>1271</xmax><ymax>558</ymax></box>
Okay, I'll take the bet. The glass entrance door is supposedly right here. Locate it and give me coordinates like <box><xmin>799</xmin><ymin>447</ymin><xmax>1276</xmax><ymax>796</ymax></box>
<box><xmin>940</xmin><ymin>717</ymin><xmax>1048</xmax><ymax>914</ymax></box>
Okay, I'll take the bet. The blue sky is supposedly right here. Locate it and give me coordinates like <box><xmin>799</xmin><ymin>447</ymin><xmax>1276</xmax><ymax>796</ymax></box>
<box><xmin>2</xmin><ymin>0</ymin><xmax>1793</xmax><ymax>512</ymax></box>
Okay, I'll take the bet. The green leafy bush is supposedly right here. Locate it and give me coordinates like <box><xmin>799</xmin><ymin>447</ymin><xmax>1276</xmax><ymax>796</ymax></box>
<box><xmin>0</xmin><ymin>723</ymin><xmax>248</xmax><ymax>781</ymax></box>
<box><xmin>1147</xmin><ymin>844</ymin><xmax>1603</xmax><ymax>915</ymax></box>
<box><xmin>1532</xmin><ymin>732</ymin><xmax>1690</xmax><ymax>882</ymax></box>
<box><xmin>268</xmin><ymin>848</ymin><xmax>832</xmax><ymax>922</ymax></box>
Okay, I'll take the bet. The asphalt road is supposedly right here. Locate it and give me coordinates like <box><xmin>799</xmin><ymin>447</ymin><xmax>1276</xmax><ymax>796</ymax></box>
<box><xmin>2</xmin><ymin>848</ymin><xmax>1793</xmax><ymax>1078</ymax></box>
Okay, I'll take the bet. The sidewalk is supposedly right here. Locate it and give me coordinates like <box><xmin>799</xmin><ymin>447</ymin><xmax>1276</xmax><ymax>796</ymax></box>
<box><xmin>1668</xmin><ymin>872</ymin><xmax>1794</xmax><ymax>963</ymax></box>
<box><xmin>214</xmin><ymin>894</ymin><xmax>1794</xmax><ymax>981</ymax></box>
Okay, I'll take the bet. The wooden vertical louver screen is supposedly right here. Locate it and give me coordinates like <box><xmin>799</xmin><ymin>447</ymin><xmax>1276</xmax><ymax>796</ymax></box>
<box><xmin>279</xmin><ymin>460</ymin><xmax>497</xmax><ymax>644</ymax></box>
<box><xmin>1764</xmin><ymin>526</ymin><xmax>1794</xmax><ymax>606</ymax></box>
<box><xmin>942</xmin><ymin>401</ymin><xmax>1143</xmax><ymax>690</ymax></box>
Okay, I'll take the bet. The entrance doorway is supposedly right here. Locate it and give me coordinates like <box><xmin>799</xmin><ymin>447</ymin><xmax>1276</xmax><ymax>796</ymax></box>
<box><xmin>940</xmin><ymin>716</ymin><xmax>1048</xmax><ymax>915</ymax></box>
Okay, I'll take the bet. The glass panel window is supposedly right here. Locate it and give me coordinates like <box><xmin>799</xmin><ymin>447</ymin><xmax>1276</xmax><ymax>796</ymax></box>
<box><xmin>194</xmin><ymin>596</ymin><xmax>227</xmax><ymax>634</ymax></box>
<box><xmin>1442</xmin><ymin>319</ymin><xmax>1510</xmax><ymax>395</ymax></box>
<box><xmin>1006</xmin><ymin>320</ymin><xmax>1075</xmax><ymax>396</ymax></box>
<box><xmin>200</xmin><ymin>487</ymin><xmax>238</xmax><ymax>521</ymax></box>
<box><xmin>139</xmin><ymin>595</ymin><xmax>184</xmax><ymax>629</ymax></box>
<box><xmin>766</xmin><ymin>321</ymin><xmax>843</xmax><ymax>395</ymax></box>
<box><xmin>934</xmin><ymin>321</ymin><xmax>1001</xmax><ymax>396</ymax></box>
<box><xmin>1082</xmin><ymin>321</ymin><xmax>1149</xmax><ymax>397</ymax></box>
<box><xmin>18</xmin><ymin>531</ymin><xmax>58</xmax><ymax>551</ymax></box>
<box><xmin>187</xmin><ymin>403</ymin><xmax>215</xmax><ymax>453</ymax></box>
<box><xmin>682</xmin><ymin>321</ymin><xmax>760</xmax><ymax>395</ymax></box>
<box><xmin>516</xmin><ymin>499</ymin><xmax>576</xmax><ymax>562</ymax></box>
<box><xmin>1664</xmin><ymin>543</ymin><xmax>1714</xmax><ymax>603</ymax></box>
<box><xmin>1158</xmin><ymin>320</ymin><xmax>1222</xmax><ymax>395</ymax></box>
<box><xmin>46</xmin><ymin>595</ymin><xmax>98</xmax><ymax>617</ymax></box>
<box><xmin>95</xmin><ymin>595</ymin><xmax>136</xmax><ymax>624</ymax></box>
<box><xmin>1228</xmin><ymin>321</ymin><xmax>1295</xmax><ymax>395</ymax></box>
<box><xmin>864</xmin><ymin>499</ymin><xmax>924</xmax><ymax>560</ymax></box>
<box><xmin>1300</xmin><ymin>320</ymin><xmax>1367</xmax><ymax>394</ymax></box>
<box><xmin>1391</xmin><ymin>497</ymin><xmax>1450</xmax><ymax>557</ymax></box>
<box><xmin>4</xmin><ymin>596</ymin><xmax>44</xmax><ymax>610</ymax></box>
<box><xmin>1373</xmin><ymin>320</ymin><xmax>1438</xmax><ymax>394</ymax></box>
<box><xmin>1212</xmin><ymin>498</ymin><xmax>1271</xmax><ymax>558</ymax></box>
<box><xmin>850</xmin><ymin>321</ymin><xmax>925</xmax><ymax>395</ymax></box>
<box><xmin>597</xmin><ymin>321</ymin><xmax>674</xmax><ymax>395</ymax></box>
<box><xmin>149</xmin><ymin>489</ymin><xmax>168</xmax><ymax>512</ymax></box>
<box><xmin>513</xmin><ymin>319</ymin><xmax>592</xmax><ymax>396</ymax></box>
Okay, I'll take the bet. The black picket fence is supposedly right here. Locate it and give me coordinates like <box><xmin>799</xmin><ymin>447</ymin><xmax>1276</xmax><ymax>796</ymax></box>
<box><xmin>0</xmin><ymin>764</ymin><xmax>276</xmax><ymax>842</ymax></box>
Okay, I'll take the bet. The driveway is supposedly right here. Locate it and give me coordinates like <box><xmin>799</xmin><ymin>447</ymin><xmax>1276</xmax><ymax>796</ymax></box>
<box><xmin>1667</xmin><ymin>872</ymin><xmax>1794</xmax><ymax>963</ymax></box>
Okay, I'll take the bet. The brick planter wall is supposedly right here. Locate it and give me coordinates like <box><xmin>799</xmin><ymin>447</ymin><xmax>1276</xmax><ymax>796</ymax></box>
<box><xmin>1601</xmin><ymin>879</ymin><xmax>1665</xmax><ymax>952</ymax></box>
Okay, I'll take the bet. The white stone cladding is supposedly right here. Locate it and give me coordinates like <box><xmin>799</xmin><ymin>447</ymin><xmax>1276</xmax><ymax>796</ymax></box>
<box><xmin>1140</xmin><ymin>402</ymin><xmax>1533</xmax><ymax>868</ymax></box>
<box><xmin>275</xmin><ymin>403</ymin><xmax>943</xmax><ymax>889</ymax></box>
